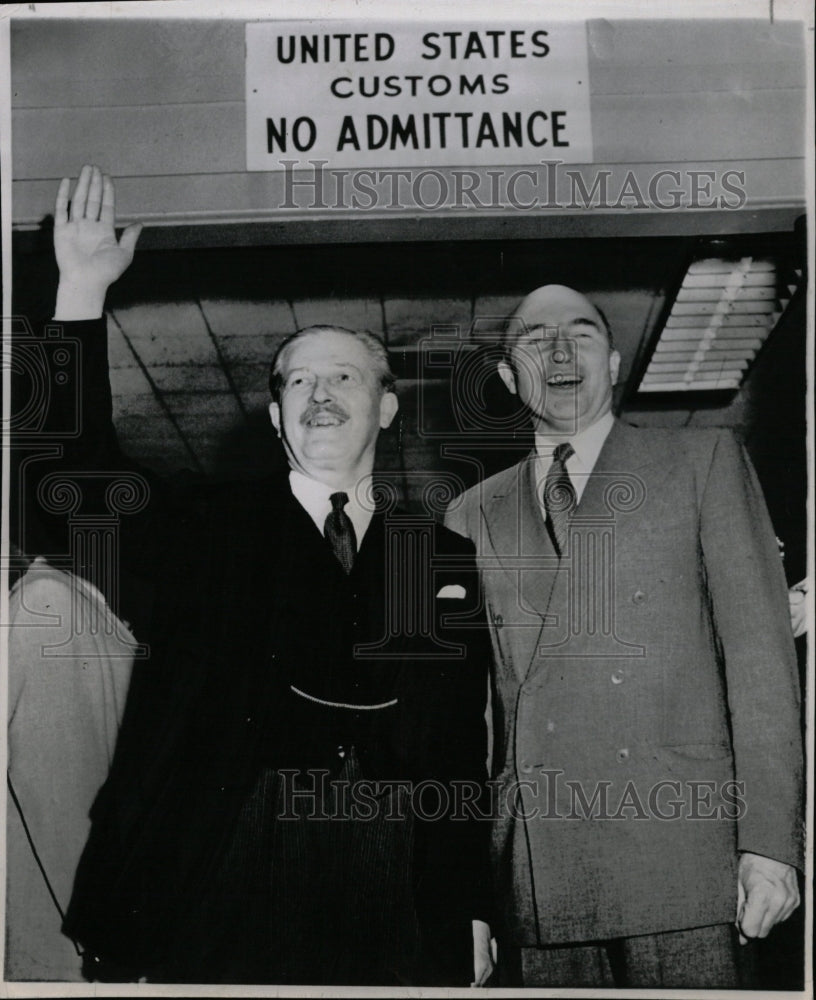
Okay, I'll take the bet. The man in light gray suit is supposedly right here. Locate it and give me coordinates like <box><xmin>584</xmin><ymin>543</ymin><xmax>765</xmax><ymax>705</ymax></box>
<box><xmin>445</xmin><ymin>284</ymin><xmax>802</xmax><ymax>988</ymax></box>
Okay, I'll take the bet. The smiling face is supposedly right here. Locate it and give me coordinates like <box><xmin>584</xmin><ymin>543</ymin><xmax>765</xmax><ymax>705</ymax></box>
<box><xmin>499</xmin><ymin>285</ymin><xmax>621</xmax><ymax>436</ymax></box>
<box><xmin>269</xmin><ymin>329</ymin><xmax>398</xmax><ymax>489</ymax></box>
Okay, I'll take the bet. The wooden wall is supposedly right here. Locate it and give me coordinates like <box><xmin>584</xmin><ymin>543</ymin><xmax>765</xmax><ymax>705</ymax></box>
<box><xmin>11</xmin><ymin>18</ymin><xmax>807</xmax><ymax>240</ymax></box>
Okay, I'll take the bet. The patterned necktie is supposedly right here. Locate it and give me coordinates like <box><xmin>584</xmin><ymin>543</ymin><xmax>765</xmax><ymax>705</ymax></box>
<box><xmin>543</xmin><ymin>442</ymin><xmax>576</xmax><ymax>556</ymax></box>
<box><xmin>324</xmin><ymin>491</ymin><xmax>357</xmax><ymax>574</ymax></box>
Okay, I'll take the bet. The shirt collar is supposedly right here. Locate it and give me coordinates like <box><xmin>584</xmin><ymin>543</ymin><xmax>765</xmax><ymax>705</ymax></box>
<box><xmin>288</xmin><ymin>469</ymin><xmax>375</xmax><ymax>543</ymax></box>
<box><xmin>534</xmin><ymin>410</ymin><xmax>615</xmax><ymax>474</ymax></box>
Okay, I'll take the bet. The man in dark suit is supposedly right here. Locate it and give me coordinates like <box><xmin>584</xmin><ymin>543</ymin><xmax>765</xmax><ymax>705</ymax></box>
<box><xmin>33</xmin><ymin>165</ymin><xmax>494</xmax><ymax>985</ymax></box>
<box><xmin>445</xmin><ymin>284</ymin><xmax>802</xmax><ymax>988</ymax></box>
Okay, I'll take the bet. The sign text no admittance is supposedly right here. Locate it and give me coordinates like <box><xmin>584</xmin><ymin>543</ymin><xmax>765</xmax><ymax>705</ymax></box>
<box><xmin>246</xmin><ymin>22</ymin><xmax>593</xmax><ymax>171</ymax></box>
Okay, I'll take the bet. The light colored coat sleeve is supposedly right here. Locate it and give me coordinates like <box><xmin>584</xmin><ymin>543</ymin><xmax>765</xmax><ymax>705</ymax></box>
<box><xmin>699</xmin><ymin>431</ymin><xmax>803</xmax><ymax>868</ymax></box>
<box><xmin>6</xmin><ymin>561</ymin><xmax>137</xmax><ymax>981</ymax></box>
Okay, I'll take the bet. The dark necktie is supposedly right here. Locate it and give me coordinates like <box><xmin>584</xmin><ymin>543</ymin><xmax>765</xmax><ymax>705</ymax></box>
<box><xmin>543</xmin><ymin>442</ymin><xmax>576</xmax><ymax>556</ymax></box>
<box><xmin>324</xmin><ymin>491</ymin><xmax>357</xmax><ymax>574</ymax></box>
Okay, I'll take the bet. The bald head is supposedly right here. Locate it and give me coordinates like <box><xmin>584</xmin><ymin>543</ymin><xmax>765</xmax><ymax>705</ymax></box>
<box><xmin>504</xmin><ymin>285</ymin><xmax>613</xmax><ymax>354</ymax></box>
<box><xmin>498</xmin><ymin>284</ymin><xmax>621</xmax><ymax>435</ymax></box>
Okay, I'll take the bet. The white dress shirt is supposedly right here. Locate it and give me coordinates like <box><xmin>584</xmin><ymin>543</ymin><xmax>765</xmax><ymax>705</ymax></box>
<box><xmin>289</xmin><ymin>470</ymin><xmax>375</xmax><ymax>545</ymax></box>
<box><xmin>533</xmin><ymin>410</ymin><xmax>615</xmax><ymax>514</ymax></box>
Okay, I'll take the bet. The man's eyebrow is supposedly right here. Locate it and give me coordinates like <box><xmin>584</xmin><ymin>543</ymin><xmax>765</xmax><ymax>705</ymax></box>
<box><xmin>565</xmin><ymin>316</ymin><xmax>602</xmax><ymax>330</ymax></box>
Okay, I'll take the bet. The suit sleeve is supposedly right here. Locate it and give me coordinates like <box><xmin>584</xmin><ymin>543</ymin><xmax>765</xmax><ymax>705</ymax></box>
<box><xmin>12</xmin><ymin>317</ymin><xmax>175</xmax><ymax>636</ymax></box>
<box><xmin>699</xmin><ymin>430</ymin><xmax>803</xmax><ymax>869</ymax></box>
<box><xmin>13</xmin><ymin>317</ymin><xmax>132</xmax><ymax>525</ymax></box>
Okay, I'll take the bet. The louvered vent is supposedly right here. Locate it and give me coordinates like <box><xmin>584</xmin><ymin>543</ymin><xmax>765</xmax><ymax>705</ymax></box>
<box><xmin>638</xmin><ymin>257</ymin><xmax>800</xmax><ymax>392</ymax></box>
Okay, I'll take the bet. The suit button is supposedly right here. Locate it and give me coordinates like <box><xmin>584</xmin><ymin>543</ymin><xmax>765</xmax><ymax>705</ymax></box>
<box><xmin>632</xmin><ymin>590</ymin><xmax>646</xmax><ymax>604</ymax></box>
<box><xmin>616</xmin><ymin>748</ymin><xmax>630</xmax><ymax>763</ymax></box>
<box><xmin>611</xmin><ymin>669</ymin><xmax>625</xmax><ymax>685</ymax></box>
<box><xmin>546</xmin><ymin>720</ymin><xmax>555</xmax><ymax>732</ymax></box>
<box><xmin>519</xmin><ymin>760</ymin><xmax>533</xmax><ymax>774</ymax></box>
<box><xmin>494</xmin><ymin>614</ymin><xmax>504</xmax><ymax>628</ymax></box>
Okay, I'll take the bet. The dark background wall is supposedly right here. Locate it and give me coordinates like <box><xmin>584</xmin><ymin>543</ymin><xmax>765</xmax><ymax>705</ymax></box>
<box><xmin>13</xmin><ymin>230</ymin><xmax>808</xmax><ymax>584</ymax></box>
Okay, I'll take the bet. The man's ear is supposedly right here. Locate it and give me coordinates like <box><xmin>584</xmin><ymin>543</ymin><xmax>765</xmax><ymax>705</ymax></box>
<box><xmin>498</xmin><ymin>359</ymin><xmax>518</xmax><ymax>395</ymax></box>
<box><xmin>379</xmin><ymin>390</ymin><xmax>399</xmax><ymax>429</ymax></box>
<box><xmin>609</xmin><ymin>349</ymin><xmax>621</xmax><ymax>387</ymax></box>
<box><xmin>268</xmin><ymin>401</ymin><xmax>281</xmax><ymax>436</ymax></box>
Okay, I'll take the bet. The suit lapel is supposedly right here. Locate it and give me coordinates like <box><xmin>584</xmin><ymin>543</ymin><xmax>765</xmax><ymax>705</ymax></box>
<box><xmin>478</xmin><ymin>459</ymin><xmax>528</xmax><ymax>565</ymax></box>
<box><xmin>517</xmin><ymin>458</ymin><xmax>564</xmax><ymax>619</ymax></box>
<box><xmin>480</xmin><ymin>458</ymin><xmax>562</xmax><ymax>612</ymax></box>
<box><xmin>480</xmin><ymin>458</ymin><xmax>564</xmax><ymax>683</ymax></box>
<box><xmin>571</xmin><ymin>419</ymin><xmax>655</xmax><ymax>523</ymax></box>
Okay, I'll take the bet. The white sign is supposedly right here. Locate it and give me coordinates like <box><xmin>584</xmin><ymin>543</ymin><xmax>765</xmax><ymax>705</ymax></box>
<box><xmin>246</xmin><ymin>21</ymin><xmax>593</xmax><ymax>170</ymax></box>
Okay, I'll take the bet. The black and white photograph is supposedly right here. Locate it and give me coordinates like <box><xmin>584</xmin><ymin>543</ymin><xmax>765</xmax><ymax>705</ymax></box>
<box><xmin>1</xmin><ymin>0</ymin><xmax>812</xmax><ymax>994</ymax></box>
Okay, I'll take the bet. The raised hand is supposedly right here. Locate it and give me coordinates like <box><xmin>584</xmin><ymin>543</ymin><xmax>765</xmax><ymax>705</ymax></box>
<box><xmin>54</xmin><ymin>164</ymin><xmax>143</xmax><ymax>320</ymax></box>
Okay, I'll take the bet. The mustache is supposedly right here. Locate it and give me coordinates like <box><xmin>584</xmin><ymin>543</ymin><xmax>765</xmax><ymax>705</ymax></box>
<box><xmin>301</xmin><ymin>403</ymin><xmax>349</xmax><ymax>424</ymax></box>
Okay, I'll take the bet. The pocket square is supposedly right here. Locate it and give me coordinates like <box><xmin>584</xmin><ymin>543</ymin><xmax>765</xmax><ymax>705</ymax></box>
<box><xmin>437</xmin><ymin>584</ymin><xmax>466</xmax><ymax>599</ymax></box>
